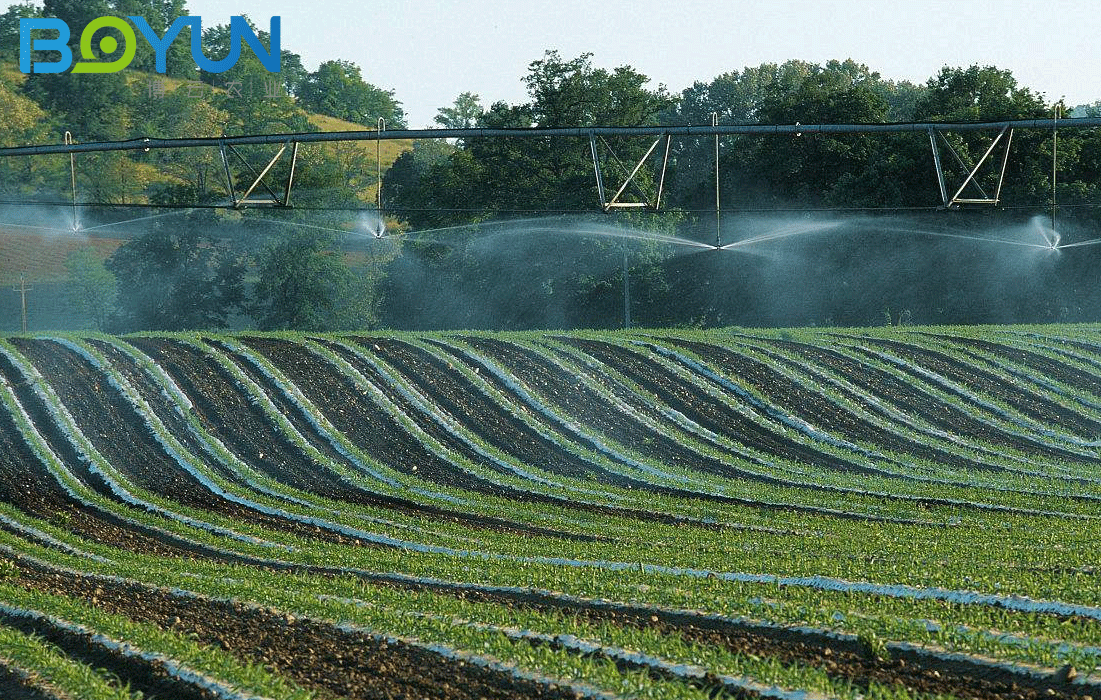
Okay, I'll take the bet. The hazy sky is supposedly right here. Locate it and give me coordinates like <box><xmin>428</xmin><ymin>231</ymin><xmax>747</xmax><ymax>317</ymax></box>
<box><xmin>183</xmin><ymin>0</ymin><xmax>1098</xmax><ymax>128</ymax></box>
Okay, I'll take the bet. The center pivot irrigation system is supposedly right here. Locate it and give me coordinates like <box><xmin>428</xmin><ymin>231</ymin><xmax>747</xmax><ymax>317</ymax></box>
<box><xmin>0</xmin><ymin>114</ymin><xmax>1098</xmax><ymax>245</ymax></box>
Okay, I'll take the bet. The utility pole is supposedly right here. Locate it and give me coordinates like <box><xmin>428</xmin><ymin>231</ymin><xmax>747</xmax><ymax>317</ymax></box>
<box><xmin>12</xmin><ymin>276</ymin><xmax>31</xmax><ymax>334</ymax></box>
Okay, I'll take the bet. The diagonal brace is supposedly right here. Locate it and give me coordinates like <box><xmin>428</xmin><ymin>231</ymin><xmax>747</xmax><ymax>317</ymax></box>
<box><xmin>591</xmin><ymin>134</ymin><xmax>673</xmax><ymax>212</ymax></box>
<box><xmin>225</xmin><ymin>141</ymin><xmax>299</xmax><ymax>208</ymax></box>
<box><xmin>944</xmin><ymin>127</ymin><xmax>1012</xmax><ymax>207</ymax></box>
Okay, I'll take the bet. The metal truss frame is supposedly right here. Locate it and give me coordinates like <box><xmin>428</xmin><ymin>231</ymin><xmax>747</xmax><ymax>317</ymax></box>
<box><xmin>589</xmin><ymin>133</ymin><xmax>672</xmax><ymax>212</ymax></box>
<box><xmin>928</xmin><ymin>126</ymin><xmax>1014</xmax><ymax>208</ymax></box>
<box><xmin>220</xmin><ymin>140</ymin><xmax>300</xmax><ymax>208</ymax></box>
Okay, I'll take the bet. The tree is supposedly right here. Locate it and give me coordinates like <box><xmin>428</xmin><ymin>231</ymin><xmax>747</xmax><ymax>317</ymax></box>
<box><xmin>748</xmin><ymin>65</ymin><xmax>892</xmax><ymax>206</ymax></box>
<box><xmin>254</xmin><ymin>228</ymin><xmax>380</xmax><ymax>331</ymax></box>
<box><xmin>0</xmin><ymin>2</ymin><xmax>40</xmax><ymax>61</ymax></box>
<box><xmin>64</xmin><ymin>247</ymin><xmax>117</xmax><ymax>330</ymax></box>
<box><xmin>106</xmin><ymin>222</ymin><xmax>246</xmax><ymax>330</ymax></box>
<box><xmin>279</xmin><ymin>49</ymin><xmax>308</xmax><ymax>97</ymax></box>
<box><xmin>397</xmin><ymin>51</ymin><xmax>671</xmax><ymax>223</ymax></box>
<box><xmin>0</xmin><ymin>77</ymin><xmax>52</xmax><ymax>194</ymax></box>
<box><xmin>435</xmin><ymin>92</ymin><xmax>483</xmax><ymax>129</ymax></box>
<box><xmin>915</xmin><ymin>65</ymin><xmax>1053</xmax><ymax>204</ymax></box>
<box><xmin>915</xmin><ymin>65</ymin><xmax>1048</xmax><ymax>123</ymax></box>
<box><xmin>112</xmin><ymin>0</ymin><xmax>193</xmax><ymax>78</ymax></box>
<box><xmin>297</xmin><ymin>59</ymin><xmax>405</xmax><ymax>127</ymax></box>
<box><xmin>140</xmin><ymin>88</ymin><xmax>231</xmax><ymax>204</ymax></box>
<box><xmin>22</xmin><ymin>0</ymin><xmax>135</xmax><ymax>140</ymax></box>
<box><xmin>384</xmin><ymin>138</ymin><xmax>454</xmax><ymax>220</ymax></box>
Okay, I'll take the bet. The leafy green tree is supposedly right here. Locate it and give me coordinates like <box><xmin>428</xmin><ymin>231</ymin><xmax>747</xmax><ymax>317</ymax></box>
<box><xmin>64</xmin><ymin>247</ymin><xmax>117</xmax><ymax>330</ymax></box>
<box><xmin>279</xmin><ymin>49</ymin><xmax>308</xmax><ymax>97</ymax></box>
<box><xmin>22</xmin><ymin>0</ymin><xmax>135</xmax><ymax>140</ymax></box>
<box><xmin>0</xmin><ymin>2</ymin><xmax>41</xmax><ymax>61</ymax></box>
<box><xmin>0</xmin><ymin>76</ymin><xmax>54</xmax><ymax>194</ymax></box>
<box><xmin>749</xmin><ymin>67</ymin><xmax>892</xmax><ymax>205</ymax></box>
<box><xmin>914</xmin><ymin>65</ymin><xmax>1054</xmax><ymax>204</ymax></box>
<box><xmin>137</xmin><ymin>87</ymin><xmax>231</xmax><ymax>203</ymax></box>
<box><xmin>661</xmin><ymin>61</ymin><xmax>818</xmax><ymax>208</ymax></box>
<box><xmin>524</xmin><ymin>51</ymin><xmax>670</xmax><ymax>127</ymax></box>
<box><xmin>297</xmin><ymin>59</ymin><xmax>405</xmax><ymax>126</ymax></box>
<box><xmin>253</xmin><ymin>228</ymin><xmax>365</xmax><ymax>330</ymax></box>
<box><xmin>915</xmin><ymin>65</ymin><xmax>1048</xmax><ymax>123</ymax></box>
<box><xmin>395</xmin><ymin>51</ymin><xmax>670</xmax><ymax>226</ymax></box>
<box><xmin>662</xmin><ymin>59</ymin><xmax>926</xmax><ymax>209</ymax></box>
<box><xmin>106</xmin><ymin>223</ymin><xmax>246</xmax><ymax>330</ymax></box>
<box><xmin>384</xmin><ymin>139</ymin><xmax>454</xmax><ymax>219</ymax></box>
<box><xmin>435</xmin><ymin>92</ymin><xmax>483</xmax><ymax>129</ymax></box>
<box><xmin>113</xmin><ymin>0</ymin><xmax>193</xmax><ymax>78</ymax></box>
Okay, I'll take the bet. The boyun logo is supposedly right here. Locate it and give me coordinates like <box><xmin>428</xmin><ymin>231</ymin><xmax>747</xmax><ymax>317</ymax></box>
<box><xmin>19</xmin><ymin>16</ymin><xmax>280</xmax><ymax>74</ymax></box>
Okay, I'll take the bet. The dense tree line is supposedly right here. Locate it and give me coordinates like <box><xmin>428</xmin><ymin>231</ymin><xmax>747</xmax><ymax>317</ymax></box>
<box><xmin>2</xmin><ymin>2</ymin><xmax>1100</xmax><ymax>330</ymax></box>
<box><xmin>384</xmin><ymin>54</ymin><xmax>1101</xmax><ymax>330</ymax></box>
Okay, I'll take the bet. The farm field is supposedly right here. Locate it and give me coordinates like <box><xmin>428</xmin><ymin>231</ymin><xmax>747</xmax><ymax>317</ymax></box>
<box><xmin>0</xmin><ymin>325</ymin><xmax>1098</xmax><ymax>699</ymax></box>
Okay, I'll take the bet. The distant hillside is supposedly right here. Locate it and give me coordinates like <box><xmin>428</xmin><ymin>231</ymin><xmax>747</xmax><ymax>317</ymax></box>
<box><xmin>0</xmin><ymin>61</ymin><xmax>415</xmax><ymax>289</ymax></box>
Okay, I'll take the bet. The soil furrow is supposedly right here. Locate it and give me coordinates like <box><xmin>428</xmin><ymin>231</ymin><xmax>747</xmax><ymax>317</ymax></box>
<box><xmin>427</xmin><ymin>338</ymin><xmax>893</xmax><ymax>516</ymax></box>
<box><xmin>0</xmin><ymin>611</ymin><xmax>225</xmax><ymax>700</ymax></box>
<box><xmin>0</xmin><ymin>662</ymin><xmax>63</xmax><ymax>700</ymax></box>
<box><xmin>9</xmin><ymin>338</ymin><xmax>369</xmax><ymax>549</ymax></box>
<box><xmin>552</xmin><ymin>337</ymin><xmax>880</xmax><ymax>475</ymax></box>
<box><xmin>666</xmin><ymin>337</ymin><xmax>1010</xmax><ymax>473</ymax></box>
<box><xmin>858</xmin><ymin>337</ymin><xmax>1101</xmax><ymax>439</ymax></box>
<box><xmin>456</xmin><ymin>336</ymin><xmax>794</xmax><ymax>483</ymax></box>
<box><xmin>241</xmin><ymin>335</ymin><xmax>595</xmax><ymax>506</ymax></box>
<box><xmin>925</xmin><ymin>334</ymin><xmax>1101</xmax><ymax>398</ymax></box>
<box><xmin>759</xmin><ymin>337</ymin><xmax>1094</xmax><ymax>462</ymax></box>
<box><xmin>5</xmin><ymin>550</ymin><xmax>1086</xmax><ymax>700</ymax></box>
<box><xmin>0</xmin><ymin>368</ymin><xmax>224</xmax><ymax>559</ymax></box>
<box><xmin>202</xmin><ymin>338</ymin><xmax>595</xmax><ymax>541</ymax></box>
<box><xmin>318</xmin><ymin>338</ymin><xmax>735</xmax><ymax>530</ymax></box>
<box><xmin>6</xmin><ymin>554</ymin><xmax>588</xmax><ymax>700</ymax></box>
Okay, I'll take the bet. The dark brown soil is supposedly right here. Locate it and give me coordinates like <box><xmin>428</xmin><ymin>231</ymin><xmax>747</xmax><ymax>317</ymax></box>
<box><xmin>924</xmin><ymin>334</ymin><xmax>1101</xmax><ymax>398</ymax></box>
<box><xmin>379</xmin><ymin>573</ymin><xmax>1091</xmax><ymax>700</ymax></box>
<box><xmin>452</xmin><ymin>336</ymin><xmax>789</xmax><ymax>483</ymax></box>
<box><xmin>0</xmin><ymin>609</ymin><xmax>225</xmax><ymax>700</ymax></box>
<box><xmin>550</xmin><ymin>336</ymin><xmax>883</xmax><ymax>476</ymax></box>
<box><xmin>350</xmin><ymin>335</ymin><xmax>786</xmax><ymax>530</ymax></box>
<box><xmin>124</xmin><ymin>337</ymin><xmax>581</xmax><ymax>543</ymax></box>
<box><xmin>241</xmin><ymin>336</ymin><xmax>571</xmax><ymax>504</ymax></box>
<box><xmin>856</xmin><ymin>337</ymin><xmax>1101</xmax><ymax>439</ymax></box>
<box><xmin>7</xmin><ymin>338</ymin><xmax>372</xmax><ymax>549</ymax></box>
<box><xmin>0</xmin><ymin>357</ymin><xmax>214</xmax><ymax>559</ymax></box>
<box><xmin>664</xmin><ymin>337</ymin><xmax>1011</xmax><ymax>474</ymax></box>
<box><xmin>429</xmin><ymin>337</ymin><xmax>895</xmax><ymax>518</ymax></box>
<box><xmin>759</xmin><ymin>337</ymin><xmax>1094</xmax><ymax>463</ymax></box>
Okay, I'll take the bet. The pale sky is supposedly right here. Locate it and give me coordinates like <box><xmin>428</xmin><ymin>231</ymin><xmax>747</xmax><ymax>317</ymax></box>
<box><xmin>141</xmin><ymin>1</ymin><xmax>1101</xmax><ymax>127</ymax></box>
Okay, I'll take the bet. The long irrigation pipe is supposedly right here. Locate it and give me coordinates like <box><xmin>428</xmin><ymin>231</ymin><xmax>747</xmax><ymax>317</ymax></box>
<box><xmin>1</xmin><ymin>118</ymin><xmax>1100</xmax><ymax>157</ymax></box>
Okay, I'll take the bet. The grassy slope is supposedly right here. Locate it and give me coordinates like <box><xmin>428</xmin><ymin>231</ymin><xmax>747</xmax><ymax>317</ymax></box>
<box><xmin>0</xmin><ymin>64</ymin><xmax>412</xmax><ymax>285</ymax></box>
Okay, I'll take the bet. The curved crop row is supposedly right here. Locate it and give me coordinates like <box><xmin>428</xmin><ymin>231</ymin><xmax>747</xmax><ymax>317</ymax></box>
<box><xmin>0</xmin><ymin>326</ymin><xmax>1099</xmax><ymax>700</ymax></box>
